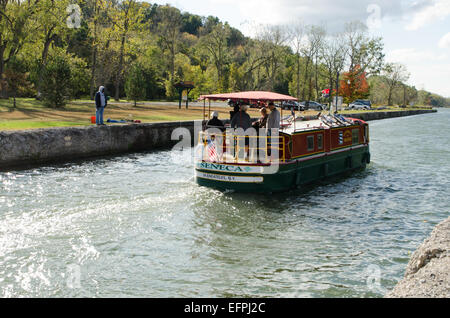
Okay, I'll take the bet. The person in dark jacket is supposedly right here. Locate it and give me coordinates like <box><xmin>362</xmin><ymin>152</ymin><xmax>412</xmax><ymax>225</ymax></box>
<box><xmin>230</xmin><ymin>104</ymin><xmax>251</xmax><ymax>130</ymax></box>
<box><xmin>206</xmin><ymin>111</ymin><xmax>225</xmax><ymax>131</ymax></box>
<box><xmin>95</xmin><ymin>86</ymin><xmax>107</xmax><ymax>125</ymax></box>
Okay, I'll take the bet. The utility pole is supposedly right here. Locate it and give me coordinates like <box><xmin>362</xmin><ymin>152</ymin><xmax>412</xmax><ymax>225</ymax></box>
<box><xmin>335</xmin><ymin>72</ymin><xmax>340</xmax><ymax>114</ymax></box>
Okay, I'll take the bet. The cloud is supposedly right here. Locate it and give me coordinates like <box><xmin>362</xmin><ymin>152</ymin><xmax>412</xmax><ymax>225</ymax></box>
<box><xmin>405</xmin><ymin>0</ymin><xmax>450</xmax><ymax>30</ymax></box>
<box><xmin>387</xmin><ymin>48</ymin><xmax>447</xmax><ymax>63</ymax></box>
<box><xmin>234</xmin><ymin>0</ymin><xmax>410</xmax><ymax>33</ymax></box>
<box><xmin>439</xmin><ymin>32</ymin><xmax>450</xmax><ymax>48</ymax></box>
<box><xmin>151</xmin><ymin>0</ymin><xmax>436</xmax><ymax>35</ymax></box>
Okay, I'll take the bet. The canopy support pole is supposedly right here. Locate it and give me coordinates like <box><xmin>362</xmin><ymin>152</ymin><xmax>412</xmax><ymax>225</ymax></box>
<box><xmin>203</xmin><ymin>99</ymin><xmax>206</xmax><ymax>121</ymax></box>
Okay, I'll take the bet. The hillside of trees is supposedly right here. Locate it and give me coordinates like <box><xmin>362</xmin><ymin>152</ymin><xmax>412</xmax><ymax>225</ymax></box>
<box><xmin>1</xmin><ymin>0</ymin><xmax>449</xmax><ymax>108</ymax></box>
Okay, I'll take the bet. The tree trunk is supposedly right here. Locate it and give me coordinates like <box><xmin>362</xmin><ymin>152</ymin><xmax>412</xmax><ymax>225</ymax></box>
<box><xmin>302</xmin><ymin>57</ymin><xmax>310</xmax><ymax>101</ymax></box>
<box><xmin>388</xmin><ymin>84</ymin><xmax>394</xmax><ymax>106</ymax></box>
<box><xmin>114</xmin><ymin>35</ymin><xmax>125</xmax><ymax>101</ymax></box>
<box><xmin>0</xmin><ymin>42</ymin><xmax>7</xmax><ymax>99</ymax></box>
<box><xmin>315</xmin><ymin>53</ymin><xmax>319</xmax><ymax>100</ymax></box>
<box><xmin>329</xmin><ymin>76</ymin><xmax>333</xmax><ymax>109</ymax></box>
<box><xmin>296</xmin><ymin>53</ymin><xmax>301</xmax><ymax>99</ymax></box>
<box><xmin>37</xmin><ymin>33</ymin><xmax>54</xmax><ymax>98</ymax></box>
<box><xmin>90</xmin><ymin>45</ymin><xmax>97</xmax><ymax>99</ymax></box>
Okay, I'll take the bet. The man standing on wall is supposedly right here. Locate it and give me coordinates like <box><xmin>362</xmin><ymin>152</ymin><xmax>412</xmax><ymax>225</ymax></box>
<box><xmin>95</xmin><ymin>86</ymin><xmax>107</xmax><ymax>126</ymax></box>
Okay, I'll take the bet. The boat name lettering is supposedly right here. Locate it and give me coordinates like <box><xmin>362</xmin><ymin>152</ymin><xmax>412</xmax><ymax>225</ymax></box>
<box><xmin>198</xmin><ymin>162</ymin><xmax>251</xmax><ymax>173</ymax></box>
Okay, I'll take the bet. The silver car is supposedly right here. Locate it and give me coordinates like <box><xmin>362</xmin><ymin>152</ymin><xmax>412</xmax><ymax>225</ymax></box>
<box><xmin>348</xmin><ymin>102</ymin><xmax>371</xmax><ymax>110</ymax></box>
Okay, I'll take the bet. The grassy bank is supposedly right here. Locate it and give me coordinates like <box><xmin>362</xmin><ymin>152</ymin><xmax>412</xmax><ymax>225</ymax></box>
<box><xmin>0</xmin><ymin>97</ymin><xmax>435</xmax><ymax>131</ymax></box>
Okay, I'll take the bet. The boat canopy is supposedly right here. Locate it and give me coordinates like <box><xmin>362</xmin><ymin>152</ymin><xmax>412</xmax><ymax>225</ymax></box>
<box><xmin>199</xmin><ymin>91</ymin><xmax>297</xmax><ymax>103</ymax></box>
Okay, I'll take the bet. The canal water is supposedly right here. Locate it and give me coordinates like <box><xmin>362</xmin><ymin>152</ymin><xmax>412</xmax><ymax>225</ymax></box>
<box><xmin>0</xmin><ymin>109</ymin><xmax>449</xmax><ymax>298</ymax></box>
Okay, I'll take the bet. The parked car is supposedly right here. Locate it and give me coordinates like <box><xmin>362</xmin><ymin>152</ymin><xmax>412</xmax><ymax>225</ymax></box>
<box><xmin>348</xmin><ymin>101</ymin><xmax>371</xmax><ymax>110</ymax></box>
<box><xmin>299</xmin><ymin>101</ymin><xmax>325</xmax><ymax>111</ymax></box>
<box><xmin>353</xmin><ymin>99</ymin><xmax>372</xmax><ymax>107</ymax></box>
<box><xmin>281</xmin><ymin>100</ymin><xmax>305</xmax><ymax>111</ymax></box>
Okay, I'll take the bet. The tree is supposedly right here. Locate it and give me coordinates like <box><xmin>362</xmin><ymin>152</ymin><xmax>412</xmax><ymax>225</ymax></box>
<box><xmin>111</xmin><ymin>0</ymin><xmax>142</xmax><ymax>101</ymax></box>
<box><xmin>200</xmin><ymin>22</ymin><xmax>231</xmax><ymax>91</ymax></box>
<box><xmin>288</xmin><ymin>23</ymin><xmax>305</xmax><ymax>99</ymax></box>
<box><xmin>4</xmin><ymin>56</ymin><xmax>31</xmax><ymax>108</ymax></box>
<box><xmin>339</xmin><ymin>65</ymin><xmax>370</xmax><ymax>103</ymax></box>
<box><xmin>40</xmin><ymin>55</ymin><xmax>72</xmax><ymax>108</ymax></box>
<box><xmin>156</xmin><ymin>5</ymin><xmax>182</xmax><ymax>99</ymax></box>
<box><xmin>382</xmin><ymin>62</ymin><xmax>409</xmax><ymax>106</ymax></box>
<box><xmin>257</xmin><ymin>24</ymin><xmax>290</xmax><ymax>91</ymax></box>
<box><xmin>0</xmin><ymin>0</ymin><xmax>39</xmax><ymax>98</ymax></box>
<box><xmin>34</xmin><ymin>0</ymin><xmax>71</xmax><ymax>98</ymax></box>
<box><xmin>342</xmin><ymin>21</ymin><xmax>384</xmax><ymax>100</ymax></box>
<box><xmin>300</xmin><ymin>25</ymin><xmax>325</xmax><ymax>101</ymax></box>
<box><xmin>125</xmin><ymin>62</ymin><xmax>146</xmax><ymax>107</ymax></box>
<box><xmin>181</xmin><ymin>13</ymin><xmax>202</xmax><ymax>36</ymax></box>
<box><xmin>321</xmin><ymin>34</ymin><xmax>348</xmax><ymax>107</ymax></box>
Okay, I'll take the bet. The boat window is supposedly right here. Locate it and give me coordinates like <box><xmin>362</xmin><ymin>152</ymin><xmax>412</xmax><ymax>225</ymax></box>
<box><xmin>307</xmin><ymin>135</ymin><xmax>314</xmax><ymax>151</ymax></box>
<box><xmin>338</xmin><ymin>131</ymin><xmax>343</xmax><ymax>145</ymax></box>
<box><xmin>317</xmin><ymin>134</ymin><xmax>323</xmax><ymax>150</ymax></box>
<box><xmin>352</xmin><ymin>129</ymin><xmax>359</xmax><ymax>144</ymax></box>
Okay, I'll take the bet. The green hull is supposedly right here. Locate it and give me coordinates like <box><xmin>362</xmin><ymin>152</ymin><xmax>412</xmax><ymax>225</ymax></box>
<box><xmin>195</xmin><ymin>146</ymin><xmax>370</xmax><ymax>193</ymax></box>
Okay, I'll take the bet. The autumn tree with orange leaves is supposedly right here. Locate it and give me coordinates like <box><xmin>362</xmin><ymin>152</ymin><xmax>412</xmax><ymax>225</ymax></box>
<box><xmin>339</xmin><ymin>65</ymin><xmax>370</xmax><ymax>104</ymax></box>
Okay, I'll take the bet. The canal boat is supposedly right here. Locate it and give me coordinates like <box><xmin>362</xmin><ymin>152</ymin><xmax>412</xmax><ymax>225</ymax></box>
<box><xmin>195</xmin><ymin>91</ymin><xmax>370</xmax><ymax>193</ymax></box>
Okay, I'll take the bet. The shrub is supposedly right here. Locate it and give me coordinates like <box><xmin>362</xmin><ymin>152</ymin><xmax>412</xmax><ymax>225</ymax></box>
<box><xmin>40</xmin><ymin>55</ymin><xmax>72</xmax><ymax>108</ymax></box>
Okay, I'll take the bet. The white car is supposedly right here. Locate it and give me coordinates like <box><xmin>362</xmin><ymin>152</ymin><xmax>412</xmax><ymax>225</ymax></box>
<box><xmin>349</xmin><ymin>102</ymin><xmax>371</xmax><ymax>110</ymax></box>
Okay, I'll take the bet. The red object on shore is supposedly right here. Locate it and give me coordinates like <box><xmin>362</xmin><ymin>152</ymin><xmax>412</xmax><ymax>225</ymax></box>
<box><xmin>91</xmin><ymin>116</ymin><xmax>96</xmax><ymax>124</ymax></box>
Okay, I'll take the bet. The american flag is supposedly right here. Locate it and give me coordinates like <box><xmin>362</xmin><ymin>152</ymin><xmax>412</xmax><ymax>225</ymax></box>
<box><xmin>207</xmin><ymin>138</ymin><xmax>219</xmax><ymax>162</ymax></box>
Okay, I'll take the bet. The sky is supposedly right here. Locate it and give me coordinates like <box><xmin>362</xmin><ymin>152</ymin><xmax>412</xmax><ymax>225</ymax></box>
<box><xmin>149</xmin><ymin>0</ymin><xmax>450</xmax><ymax>97</ymax></box>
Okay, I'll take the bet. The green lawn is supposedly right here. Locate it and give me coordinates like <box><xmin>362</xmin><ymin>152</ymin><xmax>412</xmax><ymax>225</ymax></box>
<box><xmin>0</xmin><ymin>120</ymin><xmax>89</xmax><ymax>131</ymax></box>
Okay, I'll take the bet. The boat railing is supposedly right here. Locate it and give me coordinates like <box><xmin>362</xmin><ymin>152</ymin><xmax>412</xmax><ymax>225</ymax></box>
<box><xmin>198</xmin><ymin>131</ymin><xmax>286</xmax><ymax>164</ymax></box>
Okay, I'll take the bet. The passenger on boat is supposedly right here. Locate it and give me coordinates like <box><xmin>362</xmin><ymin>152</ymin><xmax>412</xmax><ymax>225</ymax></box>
<box><xmin>230</xmin><ymin>104</ymin><xmax>252</xmax><ymax>130</ymax></box>
<box><xmin>230</xmin><ymin>104</ymin><xmax>253</xmax><ymax>160</ymax></box>
<box><xmin>267</xmin><ymin>102</ymin><xmax>280</xmax><ymax>129</ymax></box>
<box><xmin>252</xmin><ymin>107</ymin><xmax>268</xmax><ymax>129</ymax></box>
<box><xmin>229</xmin><ymin>101</ymin><xmax>241</xmax><ymax>120</ymax></box>
<box><xmin>206</xmin><ymin>111</ymin><xmax>225</xmax><ymax>131</ymax></box>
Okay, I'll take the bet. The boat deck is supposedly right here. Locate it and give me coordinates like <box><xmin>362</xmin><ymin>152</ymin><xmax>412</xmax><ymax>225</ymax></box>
<box><xmin>280</xmin><ymin>116</ymin><xmax>356</xmax><ymax>134</ymax></box>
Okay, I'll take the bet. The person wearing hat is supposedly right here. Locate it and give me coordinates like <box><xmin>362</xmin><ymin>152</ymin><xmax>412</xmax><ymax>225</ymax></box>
<box><xmin>206</xmin><ymin>111</ymin><xmax>225</xmax><ymax>131</ymax></box>
<box><xmin>267</xmin><ymin>102</ymin><xmax>280</xmax><ymax>129</ymax></box>
<box><xmin>95</xmin><ymin>85</ymin><xmax>108</xmax><ymax>126</ymax></box>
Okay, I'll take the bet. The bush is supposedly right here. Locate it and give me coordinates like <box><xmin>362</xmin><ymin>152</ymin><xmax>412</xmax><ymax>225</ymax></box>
<box><xmin>40</xmin><ymin>55</ymin><xmax>72</xmax><ymax>108</ymax></box>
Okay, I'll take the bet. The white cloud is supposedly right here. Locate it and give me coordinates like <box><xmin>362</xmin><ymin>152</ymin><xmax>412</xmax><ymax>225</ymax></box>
<box><xmin>405</xmin><ymin>0</ymin><xmax>450</xmax><ymax>30</ymax></box>
<box><xmin>152</xmin><ymin>0</ymin><xmax>421</xmax><ymax>33</ymax></box>
<box><xmin>439</xmin><ymin>32</ymin><xmax>450</xmax><ymax>48</ymax></box>
<box><xmin>387</xmin><ymin>48</ymin><xmax>447</xmax><ymax>63</ymax></box>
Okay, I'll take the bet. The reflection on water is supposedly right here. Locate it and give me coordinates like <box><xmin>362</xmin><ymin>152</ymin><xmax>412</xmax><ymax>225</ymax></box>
<box><xmin>0</xmin><ymin>109</ymin><xmax>449</xmax><ymax>297</ymax></box>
